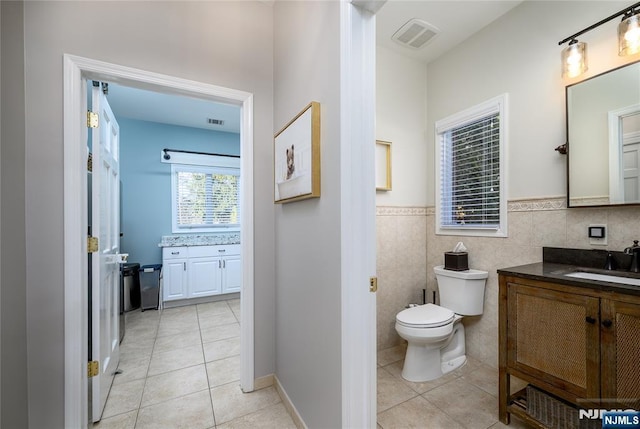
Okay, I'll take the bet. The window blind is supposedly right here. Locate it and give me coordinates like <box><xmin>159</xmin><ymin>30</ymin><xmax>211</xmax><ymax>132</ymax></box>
<box><xmin>440</xmin><ymin>113</ymin><xmax>500</xmax><ymax>229</ymax></box>
<box><xmin>174</xmin><ymin>166</ymin><xmax>240</xmax><ymax>229</ymax></box>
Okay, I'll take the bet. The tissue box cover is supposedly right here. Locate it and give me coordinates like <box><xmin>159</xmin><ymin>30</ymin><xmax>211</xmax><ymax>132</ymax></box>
<box><xmin>444</xmin><ymin>252</ymin><xmax>468</xmax><ymax>271</ymax></box>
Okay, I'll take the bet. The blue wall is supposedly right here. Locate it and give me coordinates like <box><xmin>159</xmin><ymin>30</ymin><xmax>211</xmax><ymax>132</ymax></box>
<box><xmin>119</xmin><ymin>118</ymin><xmax>240</xmax><ymax>265</ymax></box>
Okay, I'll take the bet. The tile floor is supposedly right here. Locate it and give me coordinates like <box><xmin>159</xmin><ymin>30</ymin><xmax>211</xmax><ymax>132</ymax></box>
<box><xmin>377</xmin><ymin>344</ymin><xmax>532</xmax><ymax>429</ymax></box>
<box><xmin>95</xmin><ymin>300</ymin><xmax>531</xmax><ymax>428</ymax></box>
<box><xmin>94</xmin><ymin>299</ymin><xmax>296</xmax><ymax>429</ymax></box>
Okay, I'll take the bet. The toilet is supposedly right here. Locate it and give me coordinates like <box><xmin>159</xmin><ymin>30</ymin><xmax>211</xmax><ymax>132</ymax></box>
<box><xmin>395</xmin><ymin>265</ymin><xmax>488</xmax><ymax>382</ymax></box>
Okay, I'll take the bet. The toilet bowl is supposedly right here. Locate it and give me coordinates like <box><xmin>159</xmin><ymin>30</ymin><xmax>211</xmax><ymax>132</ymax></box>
<box><xmin>395</xmin><ymin>265</ymin><xmax>488</xmax><ymax>382</ymax></box>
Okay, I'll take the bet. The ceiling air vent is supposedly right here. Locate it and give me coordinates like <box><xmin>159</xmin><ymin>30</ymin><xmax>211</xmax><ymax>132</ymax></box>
<box><xmin>207</xmin><ymin>118</ymin><xmax>225</xmax><ymax>126</ymax></box>
<box><xmin>392</xmin><ymin>19</ymin><xmax>439</xmax><ymax>49</ymax></box>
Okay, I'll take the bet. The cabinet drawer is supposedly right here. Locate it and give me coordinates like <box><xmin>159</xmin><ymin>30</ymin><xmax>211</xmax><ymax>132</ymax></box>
<box><xmin>214</xmin><ymin>244</ymin><xmax>241</xmax><ymax>256</ymax></box>
<box><xmin>189</xmin><ymin>244</ymin><xmax>241</xmax><ymax>258</ymax></box>
<box><xmin>163</xmin><ymin>246</ymin><xmax>188</xmax><ymax>259</ymax></box>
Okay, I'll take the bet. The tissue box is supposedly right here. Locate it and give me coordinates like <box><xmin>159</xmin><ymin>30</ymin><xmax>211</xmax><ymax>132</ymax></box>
<box><xmin>444</xmin><ymin>252</ymin><xmax>468</xmax><ymax>271</ymax></box>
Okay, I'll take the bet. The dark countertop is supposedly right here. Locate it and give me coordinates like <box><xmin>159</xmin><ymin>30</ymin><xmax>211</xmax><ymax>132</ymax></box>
<box><xmin>497</xmin><ymin>261</ymin><xmax>640</xmax><ymax>296</ymax></box>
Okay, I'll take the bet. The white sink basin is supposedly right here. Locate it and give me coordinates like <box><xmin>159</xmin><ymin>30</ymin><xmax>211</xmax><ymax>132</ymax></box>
<box><xmin>564</xmin><ymin>271</ymin><xmax>640</xmax><ymax>286</ymax></box>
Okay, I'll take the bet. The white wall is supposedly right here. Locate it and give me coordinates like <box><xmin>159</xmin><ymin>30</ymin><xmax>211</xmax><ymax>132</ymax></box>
<box><xmin>376</xmin><ymin>45</ymin><xmax>428</xmax><ymax>207</ymax></box>
<box><xmin>0</xmin><ymin>2</ymin><xmax>28</xmax><ymax>427</ymax></box>
<box><xmin>423</xmin><ymin>0</ymin><xmax>640</xmax><ymax>368</ymax></box>
<box><xmin>273</xmin><ymin>2</ymin><xmax>343</xmax><ymax>427</ymax></box>
<box><xmin>427</xmin><ymin>1</ymin><xmax>633</xmax><ymax>203</ymax></box>
<box><xmin>21</xmin><ymin>2</ymin><xmax>275</xmax><ymax>426</ymax></box>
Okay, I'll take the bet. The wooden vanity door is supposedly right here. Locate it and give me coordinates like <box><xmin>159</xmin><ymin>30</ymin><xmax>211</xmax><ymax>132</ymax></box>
<box><xmin>507</xmin><ymin>282</ymin><xmax>601</xmax><ymax>400</ymax></box>
<box><xmin>600</xmin><ymin>298</ymin><xmax>640</xmax><ymax>410</ymax></box>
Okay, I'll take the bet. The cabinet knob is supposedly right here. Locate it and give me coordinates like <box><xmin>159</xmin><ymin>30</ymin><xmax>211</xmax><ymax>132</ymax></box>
<box><xmin>585</xmin><ymin>316</ymin><xmax>596</xmax><ymax>324</ymax></box>
<box><xmin>172</xmin><ymin>251</ymin><xmax>180</xmax><ymax>255</ymax></box>
<box><xmin>602</xmin><ymin>319</ymin><xmax>613</xmax><ymax>328</ymax></box>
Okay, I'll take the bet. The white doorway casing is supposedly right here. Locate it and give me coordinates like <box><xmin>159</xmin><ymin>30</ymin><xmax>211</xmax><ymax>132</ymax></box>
<box><xmin>63</xmin><ymin>54</ymin><xmax>255</xmax><ymax>428</ymax></box>
<box><xmin>341</xmin><ymin>2</ymin><xmax>378</xmax><ymax>427</ymax></box>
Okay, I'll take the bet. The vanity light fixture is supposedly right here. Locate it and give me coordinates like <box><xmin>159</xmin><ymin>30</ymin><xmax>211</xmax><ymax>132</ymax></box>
<box><xmin>619</xmin><ymin>8</ymin><xmax>640</xmax><ymax>55</ymax></box>
<box><xmin>559</xmin><ymin>1</ymin><xmax>640</xmax><ymax>78</ymax></box>
<box><xmin>561</xmin><ymin>39</ymin><xmax>587</xmax><ymax>78</ymax></box>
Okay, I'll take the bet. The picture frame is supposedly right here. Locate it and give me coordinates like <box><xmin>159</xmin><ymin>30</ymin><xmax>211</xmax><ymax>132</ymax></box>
<box><xmin>274</xmin><ymin>101</ymin><xmax>321</xmax><ymax>203</ymax></box>
<box><xmin>375</xmin><ymin>140</ymin><xmax>392</xmax><ymax>191</ymax></box>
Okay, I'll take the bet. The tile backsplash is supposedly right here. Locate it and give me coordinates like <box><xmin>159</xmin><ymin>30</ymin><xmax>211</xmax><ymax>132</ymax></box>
<box><xmin>377</xmin><ymin>198</ymin><xmax>640</xmax><ymax>368</ymax></box>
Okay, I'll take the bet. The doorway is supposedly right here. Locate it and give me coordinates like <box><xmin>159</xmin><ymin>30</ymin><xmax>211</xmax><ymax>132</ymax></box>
<box><xmin>63</xmin><ymin>54</ymin><xmax>255</xmax><ymax>428</ymax></box>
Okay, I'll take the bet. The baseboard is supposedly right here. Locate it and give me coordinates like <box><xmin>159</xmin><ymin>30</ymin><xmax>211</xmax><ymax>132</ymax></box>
<box><xmin>253</xmin><ymin>374</ymin><xmax>274</xmax><ymax>391</ymax></box>
<box><xmin>161</xmin><ymin>292</ymin><xmax>240</xmax><ymax>309</ymax></box>
<box><xmin>275</xmin><ymin>375</ymin><xmax>307</xmax><ymax>429</ymax></box>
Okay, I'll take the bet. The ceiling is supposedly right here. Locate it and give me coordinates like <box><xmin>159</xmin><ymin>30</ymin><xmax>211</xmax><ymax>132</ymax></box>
<box><xmin>377</xmin><ymin>0</ymin><xmax>522</xmax><ymax>64</ymax></box>
<box><xmin>105</xmin><ymin>83</ymin><xmax>241</xmax><ymax>133</ymax></box>
<box><xmin>106</xmin><ymin>1</ymin><xmax>522</xmax><ymax>130</ymax></box>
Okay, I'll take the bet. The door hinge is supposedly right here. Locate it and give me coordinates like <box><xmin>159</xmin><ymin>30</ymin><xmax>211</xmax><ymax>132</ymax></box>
<box><xmin>87</xmin><ymin>236</ymin><xmax>99</xmax><ymax>253</ymax></box>
<box><xmin>87</xmin><ymin>111</ymin><xmax>99</xmax><ymax>128</ymax></box>
<box><xmin>369</xmin><ymin>277</ymin><xmax>378</xmax><ymax>293</ymax></box>
<box><xmin>87</xmin><ymin>361</ymin><xmax>99</xmax><ymax>378</ymax></box>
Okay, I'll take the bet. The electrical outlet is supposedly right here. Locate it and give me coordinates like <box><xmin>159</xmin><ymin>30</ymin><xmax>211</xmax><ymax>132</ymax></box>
<box><xmin>588</xmin><ymin>224</ymin><xmax>607</xmax><ymax>246</ymax></box>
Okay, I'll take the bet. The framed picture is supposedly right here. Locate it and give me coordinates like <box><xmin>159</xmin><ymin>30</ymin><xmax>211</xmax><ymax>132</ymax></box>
<box><xmin>375</xmin><ymin>140</ymin><xmax>392</xmax><ymax>191</ymax></box>
<box><xmin>274</xmin><ymin>102</ymin><xmax>321</xmax><ymax>203</ymax></box>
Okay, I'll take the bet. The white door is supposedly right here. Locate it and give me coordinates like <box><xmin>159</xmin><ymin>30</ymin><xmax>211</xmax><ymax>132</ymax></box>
<box><xmin>623</xmin><ymin>141</ymin><xmax>640</xmax><ymax>202</ymax></box>
<box><xmin>91</xmin><ymin>83</ymin><xmax>121</xmax><ymax>422</ymax></box>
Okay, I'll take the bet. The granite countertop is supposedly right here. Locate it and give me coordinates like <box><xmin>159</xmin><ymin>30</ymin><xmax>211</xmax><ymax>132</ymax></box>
<box><xmin>498</xmin><ymin>261</ymin><xmax>640</xmax><ymax>296</ymax></box>
<box><xmin>158</xmin><ymin>233</ymin><xmax>240</xmax><ymax>247</ymax></box>
<box><xmin>498</xmin><ymin>246</ymin><xmax>640</xmax><ymax>295</ymax></box>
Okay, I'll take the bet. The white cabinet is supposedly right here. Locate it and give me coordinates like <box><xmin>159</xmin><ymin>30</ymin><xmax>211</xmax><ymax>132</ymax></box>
<box><xmin>222</xmin><ymin>254</ymin><xmax>242</xmax><ymax>293</ymax></box>
<box><xmin>162</xmin><ymin>247</ymin><xmax>188</xmax><ymax>300</ymax></box>
<box><xmin>162</xmin><ymin>244</ymin><xmax>240</xmax><ymax>302</ymax></box>
<box><xmin>189</xmin><ymin>257</ymin><xmax>222</xmax><ymax>297</ymax></box>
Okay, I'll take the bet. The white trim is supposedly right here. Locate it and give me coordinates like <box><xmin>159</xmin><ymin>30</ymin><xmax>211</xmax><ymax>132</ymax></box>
<box><xmin>63</xmin><ymin>54</ymin><xmax>255</xmax><ymax>427</ymax></box>
<box><xmin>608</xmin><ymin>104</ymin><xmax>640</xmax><ymax>204</ymax></box>
<box><xmin>239</xmin><ymin>94</ymin><xmax>255</xmax><ymax>393</ymax></box>
<box><xmin>340</xmin><ymin>2</ymin><xmax>377</xmax><ymax>427</ymax></box>
<box><xmin>63</xmin><ymin>53</ymin><xmax>89</xmax><ymax>429</ymax></box>
<box><xmin>434</xmin><ymin>93</ymin><xmax>509</xmax><ymax>238</ymax></box>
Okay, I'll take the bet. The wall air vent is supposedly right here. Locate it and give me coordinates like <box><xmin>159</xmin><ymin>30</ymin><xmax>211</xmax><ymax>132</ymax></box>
<box><xmin>207</xmin><ymin>118</ymin><xmax>225</xmax><ymax>126</ymax></box>
<box><xmin>392</xmin><ymin>19</ymin><xmax>439</xmax><ymax>49</ymax></box>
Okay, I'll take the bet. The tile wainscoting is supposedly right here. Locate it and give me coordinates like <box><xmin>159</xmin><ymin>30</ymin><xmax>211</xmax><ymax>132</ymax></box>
<box><xmin>376</xmin><ymin>206</ymin><xmax>428</xmax><ymax>351</ymax></box>
<box><xmin>377</xmin><ymin>198</ymin><xmax>640</xmax><ymax>368</ymax></box>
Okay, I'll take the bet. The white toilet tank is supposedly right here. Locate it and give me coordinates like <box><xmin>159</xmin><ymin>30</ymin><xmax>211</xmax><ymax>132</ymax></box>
<box><xmin>434</xmin><ymin>265</ymin><xmax>488</xmax><ymax>316</ymax></box>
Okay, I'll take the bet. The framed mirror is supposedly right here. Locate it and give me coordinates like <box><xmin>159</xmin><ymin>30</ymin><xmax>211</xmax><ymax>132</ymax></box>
<box><xmin>567</xmin><ymin>60</ymin><xmax>640</xmax><ymax>207</ymax></box>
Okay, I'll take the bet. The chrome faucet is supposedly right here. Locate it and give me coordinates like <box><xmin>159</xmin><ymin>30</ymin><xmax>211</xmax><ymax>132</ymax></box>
<box><xmin>624</xmin><ymin>240</ymin><xmax>640</xmax><ymax>273</ymax></box>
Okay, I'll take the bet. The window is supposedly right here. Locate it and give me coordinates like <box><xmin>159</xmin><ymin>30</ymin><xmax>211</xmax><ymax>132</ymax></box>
<box><xmin>171</xmin><ymin>164</ymin><xmax>240</xmax><ymax>233</ymax></box>
<box><xmin>435</xmin><ymin>94</ymin><xmax>508</xmax><ymax>237</ymax></box>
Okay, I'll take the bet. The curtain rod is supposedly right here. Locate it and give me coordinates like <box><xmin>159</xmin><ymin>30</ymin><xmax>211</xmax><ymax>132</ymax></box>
<box><xmin>558</xmin><ymin>1</ymin><xmax>640</xmax><ymax>45</ymax></box>
<box><xmin>162</xmin><ymin>148</ymin><xmax>240</xmax><ymax>160</ymax></box>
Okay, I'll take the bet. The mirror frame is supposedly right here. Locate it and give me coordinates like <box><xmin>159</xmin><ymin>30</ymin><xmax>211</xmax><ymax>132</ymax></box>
<box><xmin>566</xmin><ymin>59</ymin><xmax>640</xmax><ymax>208</ymax></box>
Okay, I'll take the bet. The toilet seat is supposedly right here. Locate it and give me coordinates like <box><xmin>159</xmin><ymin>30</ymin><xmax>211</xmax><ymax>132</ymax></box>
<box><xmin>396</xmin><ymin>303</ymin><xmax>455</xmax><ymax>328</ymax></box>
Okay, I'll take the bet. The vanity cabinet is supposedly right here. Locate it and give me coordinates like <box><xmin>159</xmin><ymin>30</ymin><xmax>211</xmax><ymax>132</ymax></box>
<box><xmin>499</xmin><ymin>274</ymin><xmax>640</xmax><ymax>427</ymax></box>
<box><xmin>600</xmin><ymin>298</ymin><xmax>640</xmax><ymax>409</ymax></box>
<box><xmin>162</xmin><ymin>245</ymin><xmax>241</xmax><ymax>302</ymax></box>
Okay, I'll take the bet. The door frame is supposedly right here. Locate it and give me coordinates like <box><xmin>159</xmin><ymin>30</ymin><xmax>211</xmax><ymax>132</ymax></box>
<box><xmin>608</xmin><ymin>104</ymin><xmax>640</xmax><ymax>203</ymax></box>
<box><xmin>63</xmin><ymin>54</ymin><xmax>255</xmax><ymax>427</ymax></box>
<box><xmin>340</xmin><ymin>2</ymin><xmax>379</xmax><ymax>427</ymax></box>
